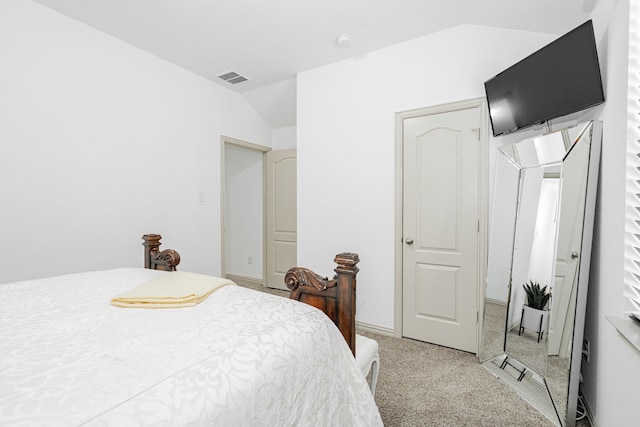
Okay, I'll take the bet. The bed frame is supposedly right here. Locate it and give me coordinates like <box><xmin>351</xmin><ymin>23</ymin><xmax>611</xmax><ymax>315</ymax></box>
<box><xmin>285</xmin><ymin>253</ymin><xmax>359</xmax><ymax>356</ymax></box>
<box><xmin>141</xmin><ymin>235</ymin><xmax>358</xmax><ymax>356</ymax></box>
<box><xmin>142</xmin><ymin>234</ymin><xmax>181</xmax><ymax>271</ymax></box>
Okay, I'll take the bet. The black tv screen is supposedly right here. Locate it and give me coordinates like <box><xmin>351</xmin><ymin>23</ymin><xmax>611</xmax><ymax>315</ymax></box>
<box><xmin>484</xmin><ymin>20</ymin><xmax>604</xmax><ymax>137</ymax></box>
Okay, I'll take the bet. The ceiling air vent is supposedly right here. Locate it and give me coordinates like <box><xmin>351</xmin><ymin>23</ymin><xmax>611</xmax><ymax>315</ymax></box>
<box><xmin>217</xmin><ymin>71</ymin><xmax>248</xmax><ymax>85</ymax></box>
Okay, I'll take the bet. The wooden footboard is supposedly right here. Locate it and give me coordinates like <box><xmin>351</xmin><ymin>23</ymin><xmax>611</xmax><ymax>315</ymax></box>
<box><xmin>142</xmin><ymin>234</ymin><xmax>181</xmax><ymax>271</ymax></box>
<box><xmin>285</xmin><ymin>253</ymin><xmax>359</xmax><ymax>355</ymax></box>
<box><xmin>140</xmin><ymin>237</ymin><xmax>356</xmax><ymax>355</ymax></box>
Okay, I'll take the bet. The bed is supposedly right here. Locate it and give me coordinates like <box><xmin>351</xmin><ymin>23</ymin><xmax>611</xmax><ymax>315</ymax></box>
<box><xmin>0</xmin><ymin>235</ymin><xmax>382</xmax><ymax>426</ymax></box>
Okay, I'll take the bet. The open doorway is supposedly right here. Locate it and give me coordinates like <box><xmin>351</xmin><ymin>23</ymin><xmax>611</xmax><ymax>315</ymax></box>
<box><xmin>220</xmin><ymin>136</ymin><xmax>297</xmax><ymax>291</ymax></box>
<box><xmin>221</xmin><ymin>136</ymin><xmax>269</xmax><ymax>287</ymax></box>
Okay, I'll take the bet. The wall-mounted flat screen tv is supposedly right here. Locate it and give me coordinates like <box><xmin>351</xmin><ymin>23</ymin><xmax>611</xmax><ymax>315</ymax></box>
<box><xmin>484</xmin><ymin>20</ymin><xmax>604</xmax><ymax>137</ymax></box>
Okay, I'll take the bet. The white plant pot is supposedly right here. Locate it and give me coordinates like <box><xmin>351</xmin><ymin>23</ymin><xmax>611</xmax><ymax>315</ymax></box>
<box><xmin>519</xmin><ymin>305</ymin><xmax>549</xmax><ymax>342</ymax></box>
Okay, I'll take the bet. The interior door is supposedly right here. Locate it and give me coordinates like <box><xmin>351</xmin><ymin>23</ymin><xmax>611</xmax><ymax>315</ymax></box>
<box><xmin>548</xmin><ymin>138</ymin><xmax>588</xmax><ymax>356</ymax></box>
<box><xmin>265</xmin><ymin>149</ymin><xmax>297</xmax><ymax>290</ymax></box>
<box><xmin>402</xmin><ymin>106</ymin><xmax>480</xmax><ymax>353</ymax></box>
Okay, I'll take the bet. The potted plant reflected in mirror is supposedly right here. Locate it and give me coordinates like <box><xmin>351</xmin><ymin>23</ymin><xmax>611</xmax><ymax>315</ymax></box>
<box><xmin>519</xmin><ymin>280</ymin><xmax>551</xmax><ymax>342</ymax></box>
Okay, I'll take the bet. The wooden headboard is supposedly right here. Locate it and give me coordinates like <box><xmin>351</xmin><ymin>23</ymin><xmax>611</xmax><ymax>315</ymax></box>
<box><xmin>285</xmin><ymin>253</ymin><xmax>359</xmax><ymax>355</ymax></box>
<box><xmin>142</xmin><ymin>234</ymin><xmax>181</xmax><ymax>271</ymax></box>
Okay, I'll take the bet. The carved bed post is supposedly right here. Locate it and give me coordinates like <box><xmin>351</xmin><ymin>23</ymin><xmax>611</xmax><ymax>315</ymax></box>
<box><xmin>285</xmin><ymin>252</ymin><xmax>359</xmax><ymax>356</ymax></box>
<box><xmin>142</xmin><ymin>234</ymin><xmax>162</xmax><ymax>269</ymax></box>
<box><xmin>142</xmin><ymin>234</ymin><xmax>181</xmax><ymax>271</ymax></box>
<box><xmin>334</xmin><ymin>252</ymin><xmax>359</xmax><ymax>356</ymax></box>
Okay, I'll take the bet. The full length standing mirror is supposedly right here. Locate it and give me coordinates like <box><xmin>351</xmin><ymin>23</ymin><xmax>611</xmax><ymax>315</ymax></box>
<box><xmin>480</xmin><ymin>121</ymin><xmax>602</xmax><ymax>427</ymax></box>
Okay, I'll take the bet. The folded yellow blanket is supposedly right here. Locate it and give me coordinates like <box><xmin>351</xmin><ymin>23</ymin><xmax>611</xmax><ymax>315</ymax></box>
<box><xmin>111</xmin><ymin>271</ymin><xmax>236</xmax><ymax>308</ymax></box>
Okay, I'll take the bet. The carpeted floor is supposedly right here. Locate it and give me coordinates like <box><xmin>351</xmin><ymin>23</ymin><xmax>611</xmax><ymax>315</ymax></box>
<box><xmin>359</xmin><ymin>330</ymin><xmax>558</xmax><ymax>427</ymax></box>
<box><xmin>233</xmin><ymin>279</ymin><xmax>590</xmax><ymax>426</ymax></box>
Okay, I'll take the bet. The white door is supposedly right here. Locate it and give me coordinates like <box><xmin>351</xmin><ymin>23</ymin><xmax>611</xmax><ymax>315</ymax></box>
<box><xmin>402</xmin><ymin>106</ymin><xmax>480</xmax><ymax>353</ymax></box>
<box><xmin>265</xmin><ymin>149</ymin><xmax>297</xmax><ymax>290</ymax></box>
<box><xmin>548</xmin><ymin>142</ymin><xmax>588</xmax><ymax>356</ymax></box>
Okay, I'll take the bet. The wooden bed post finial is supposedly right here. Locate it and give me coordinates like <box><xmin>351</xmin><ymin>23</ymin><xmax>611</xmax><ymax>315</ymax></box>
<box><xmin>142</xmin><ymin>234</ymin><xmax>162</xmax><ymax>269</ymax></box>
<box><xmin>142</xmin><ymin>234</ymin><xmax>181</xmax><ymax>271</ymax></box>
<box><xmin>334</xmin><ymin>252</ymin><xmax>360</xmax><ymax>275</ymax></box>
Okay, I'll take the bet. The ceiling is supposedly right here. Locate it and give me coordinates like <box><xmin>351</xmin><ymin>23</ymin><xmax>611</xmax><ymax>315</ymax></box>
<box><xmin>34</xmin><ymin>0</ymin><xmax>595</xmax><ymax>128</ymax></box>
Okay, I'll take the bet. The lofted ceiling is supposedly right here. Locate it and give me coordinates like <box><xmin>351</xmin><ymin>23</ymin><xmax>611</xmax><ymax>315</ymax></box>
<box><xmin>34</xmin><ymin>0</ymin><xmax>595</xmax><ymax>128</ymax></box>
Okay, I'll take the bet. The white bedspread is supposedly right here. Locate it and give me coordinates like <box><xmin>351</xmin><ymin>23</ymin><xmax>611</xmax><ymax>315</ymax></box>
<box><xmin>0</xmin><ymin>268</ymin><xmax>382</xmax><ymax>426</ymax></box>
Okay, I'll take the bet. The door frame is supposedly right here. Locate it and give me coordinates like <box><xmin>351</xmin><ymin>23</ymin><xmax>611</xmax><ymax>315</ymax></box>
<box><xmin>393</xmin><ymin>98</ymin><xmax>489</xmax><ymax>353</ymax></box>
<box><xmin>220</xmin><ymin>135</ymin><xmax>271</xmax><ymax>282</ymax></box>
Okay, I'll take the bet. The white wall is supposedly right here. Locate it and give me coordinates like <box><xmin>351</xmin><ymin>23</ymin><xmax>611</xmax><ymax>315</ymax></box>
<box><xmin>506</xmin><ymin>168</ymin><xmax>544</xmax><ymax>327</ymax></box>
<box><xmin>297</xmin><ymin>25</ymin><xmax>556</xmax><ymax>329</ymax></box>
<box><xmin>224</xmin><ymin>144</ymin><xmax>264</xmax><ymax>279</ymax></box>
<box><xmin>581</xmin><ymin>2</ymin><xmax>640</xmax><ymax>426</ymax></box>
<box><xmin>0</xmin><ymin>0</ymin><xmax>271</xmax><ymax>283</ymax></box>
<box><xmin>272</xmin><ymin>125</ymin><xmax>297</xmax><ymax>150</ymax></box>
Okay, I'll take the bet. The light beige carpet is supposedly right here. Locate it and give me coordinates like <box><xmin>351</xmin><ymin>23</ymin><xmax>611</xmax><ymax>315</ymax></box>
<box><xmin>360</xmin><ymin>330</ymin><xmax>558</xmax><ymax>427</ymax></box>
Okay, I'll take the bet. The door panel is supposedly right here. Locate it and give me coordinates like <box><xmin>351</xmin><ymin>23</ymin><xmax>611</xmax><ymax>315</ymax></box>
<box><xmin>402</xmin><ymin>106</ymin><xmax>480</xmax><ymax>353</ymax></box>
<box><xmin>265</xmin><ymin>149</ymin><xmax>297</xmax><ymax>290</ymax></box>
<box><xmin>417</xmin><ymin>128</ymin><xmax>459</xmax><ymax>249</ymax></box>
<box><xmin>416</xmin><ymin>264</ymin><xmax>458</xmax><ymax>319</ymax></box>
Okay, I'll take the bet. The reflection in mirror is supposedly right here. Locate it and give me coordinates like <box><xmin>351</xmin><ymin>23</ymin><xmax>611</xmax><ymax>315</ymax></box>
<box><xmin>546</xmin><ymin>126</ymin><xmax>591</xmax><ymax>423</ymax></box>
<box><xmin>480</xmin><ymin>121</ymin><xmax>602</xmax><ymax>427</ymax></box>
<box><xmin>479</xmin><ymin>154</ymin><xmax>519</xmax><ymax>363</ymax></box>
<box><xmin>504</xmin><ymin>162</ymin><xmax>560</xmax><ymax>376</ymax></box>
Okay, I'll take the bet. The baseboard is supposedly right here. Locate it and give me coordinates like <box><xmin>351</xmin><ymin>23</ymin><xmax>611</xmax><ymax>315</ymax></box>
<box><xmin>356</xmin><ymin>321</ymin><xmax>395</xmax><ymax>337</ymax></box>
<box><xmin>225</xmin><ymin>274</ymin><xmax>263</xmax><ymax>287</ymax></box>
<box><xmin>580</xmin><ymin>390</ymin><xmax>599</xmax><ymax>427</ymax></box>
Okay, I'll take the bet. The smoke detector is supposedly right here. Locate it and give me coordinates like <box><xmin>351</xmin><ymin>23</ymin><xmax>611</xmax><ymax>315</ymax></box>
<box><xmin>335</xmin><ymin>34</ymin><xmax>352</xmax><ymax>48</ymax></box>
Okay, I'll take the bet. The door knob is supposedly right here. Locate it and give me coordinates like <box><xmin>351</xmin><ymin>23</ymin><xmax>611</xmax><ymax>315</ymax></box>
<box><xmin>405</xmin><ymin>238</ymin><xmax>414</xmax><ymax>245</ymax></box>
<box><xmin>571</xmin><ymin>251</ymin><xmax>579</xmax><ymax>259</ymax></box>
